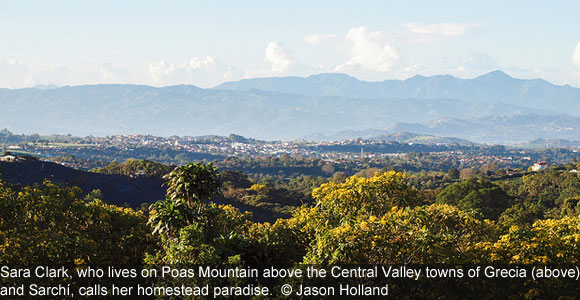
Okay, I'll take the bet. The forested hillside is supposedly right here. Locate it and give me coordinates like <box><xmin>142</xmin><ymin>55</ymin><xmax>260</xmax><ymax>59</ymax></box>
<box><xmin>3</xmin><ymin>161</ymin><xmax>580</xmax><ymax>298</ymax></box>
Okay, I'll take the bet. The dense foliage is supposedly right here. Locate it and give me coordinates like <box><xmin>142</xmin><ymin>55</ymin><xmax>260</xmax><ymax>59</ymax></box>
<box><xmin>91</xmin><ymin>158</ymin><xmax>175</xmax><ymax>177</ymax></box>
<box><xmin>3</xmin><ymin>160</ymin><xmax>580</xmax><ymax>298</ymax></box>
<box><xmin>0</xmin><ymin>180</ymin><xmax>150</xmax><ymax>265</ymax></box>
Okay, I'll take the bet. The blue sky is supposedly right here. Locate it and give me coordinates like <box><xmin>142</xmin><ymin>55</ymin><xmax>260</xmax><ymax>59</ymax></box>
<box><xmin>1</xmin><ymin>0</ymin><xmax>580</xmax><ymax>88</ymax></box>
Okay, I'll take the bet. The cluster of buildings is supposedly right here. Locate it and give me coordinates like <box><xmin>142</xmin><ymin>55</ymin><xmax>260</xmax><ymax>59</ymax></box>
<box><xmin>2</xmin><ymin>134</ymin><xmax>567</xmax><ymax>174</ymax></box>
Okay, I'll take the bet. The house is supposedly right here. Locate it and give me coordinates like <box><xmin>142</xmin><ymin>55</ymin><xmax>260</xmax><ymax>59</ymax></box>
<box><xmin>0</xmin><ymin>154</ymin><xmax>17</xmax><ymax>162</ymax></box>
<box><xmin>531</xmin><ymin>161</ymin><xmax>549</xmax><ymax>172</ymax></box>
<box><xmin>133</xmin><ymin>170</ymin><xmax>147</xmax><ymax>177</ymax></box>
<box><xmin>0</xmin><ymin>152</ymin><xmax>37</xmax><ymax>163</ymax></box>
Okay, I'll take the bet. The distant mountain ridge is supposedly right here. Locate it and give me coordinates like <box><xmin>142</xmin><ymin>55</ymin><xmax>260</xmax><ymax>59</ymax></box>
<box><xmin>304</xmin><ymin>113</ymin><xmax>580</xmax><ymax>143</ymax></box>
<box><xmin>0</xmin><ymin>83</ymin><xmax>547</xmax><ymax>140</ymax></box>
<box><xmin>1</xmin><ymin>71</ymin><xmax>580</xmax><ymax>143</ymax></box>
<box><xmin>216</xmin><ymin>71</ymin><xmax>580</xmax><ymax>115</ymax></box>
<box><xmin>305</xmin><ymin>131</ymin><xmax>473</xmax><ymax>144</ymax></box>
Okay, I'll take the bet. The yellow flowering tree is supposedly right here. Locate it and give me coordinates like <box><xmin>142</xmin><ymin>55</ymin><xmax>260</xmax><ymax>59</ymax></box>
<box><xmin>485</xmin><ymin>216</ymin><xmax>580</xmax><ymax>264</ymax></box>
<box><xmin>304</xmin><ymin>204</ymin><xmax>495</xmax><ymax>264</ymax></box>
<box><xmin>0</xmin><ymin>180</ymin><xmax>150</xmax><ymax>266</ymax></box>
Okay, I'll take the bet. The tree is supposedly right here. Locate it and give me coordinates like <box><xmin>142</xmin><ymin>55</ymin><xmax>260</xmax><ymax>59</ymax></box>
<box><xmin>354</xmin><ymin>167</ymin><xmax>381</xmax><ymax>178</ymax></box>
<box><xmin>459</xmin><ymin>168</ymin><xmax>477</xmax><ymax>180</ymax></box>
<box><xmin>498</xmin><ymin>203</ymin><xmax>545</xmax><ymax>228</ymax></box>
<box><xmin>436</xmin><ymin>178</ymin><xmax>511</xmax><ymax>220</ymax></box>
<box><xmin>447</xmin><ymin>168</ymin><xmax>460</xmax><ymax>180</ymax></box>
<box><xmin>164</xmin><ymin>162</ymin><xmax>221</xmax><ymax>211</ymax></box>
<box><xmin>91</xmin><ymin>159</ymin><xmax>175</xmax><ymax>177</ymax></box>
<box><xmin>148</xmin><ymin>199</ymin><xmax>192</xmax><ymax>236</ymax></box>
<box><xmin>149</xmin><ymin>163</ymin><xmax>222</xmax><ymax>239</ymax></box>
<box><xmin>220</xmin><ymin>170</ymin><xmax>253</xmax><ymax>189</ymax></box>
<box><xmin>0</xmin><ymin>179</ymin><xmax>149</xmax><ymax>265</ymax></box>
<box><xmin>560</xmin><ymin>196</ymin><xmax>580</xmax><ymax>217</ymax></box>
<box><xmin>303</xmin><ymin>204</ymin><xmax>494</xmax><ymax>264</ymax></box>
<box><xmin>331</xmin><ymin>171</ymin><xmax>348</xmax><ymax>183</ymax></box>
<box><xmin>311</xmin><ymin>171</ymin><xmax>418</xmax><ymax>225</ymax></box>
<box><xmin>487</xmin><ymin>215</ymin><xmax>580</xmax><ymax>264</ymax></box>
<box><xmin>321</xmin><ymin>164</ymin><xmax>335</xmax><ymax>175</ymax></box>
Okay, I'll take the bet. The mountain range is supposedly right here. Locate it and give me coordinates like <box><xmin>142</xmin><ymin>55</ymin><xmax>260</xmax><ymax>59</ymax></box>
<box><xmin>305</xmin><ymin>131</ymin><xmax>473</xmax><ymax>145</ymax></box>
<box><xmin>216</xmin><ymin>71</ymin><xmax>580</xmax><ymax>115</ymax></box>
<box><xmin>1</xmin><ymin>70</ymin><xmax>579</xmax><ymax>143</ymax></box>
<box><xmin>305</xmin><ymin>114</ymin><xmax>580</xmax><ymax>143</ymax></box>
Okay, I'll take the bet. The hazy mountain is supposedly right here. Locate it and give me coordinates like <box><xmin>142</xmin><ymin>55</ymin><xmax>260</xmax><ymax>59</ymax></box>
<box><xmin>216</xmin><ymin>71</ymin><xmax>580</xmax><ymax>115</ymax></box>
<box><xmin>0</xmin><ymin>84</ymin><xmax>546</xmax><ymax>140</ymax></box>
<box><xmin>306</xmin><ymin>113</ymin><xmax>580</xmax><ymax>143</ymax></box>
<box><xmin>32</xmin><ymin>84</ymin><xmax>60</xmax><ymax>90</ymax></box>
<box><xmin>305</xmin><ymin>130</ymin><xmax>472</xmax><ymax>144</ymax></box>
<box><xmin>383</xmin><ymin>114</ymin><xmax>580</xmax><ymax>143</ymax></box>
<box><xmin>1</xmin><ymin>71</ymin><xmax>579</xmax><ymax>143</ymax></box>
<box><xmin>515</xmin><ymin>138</ymin><xmax>580</xmax><ymax>148</ymax></box>
<box><xmin>371</xmin><ymin>132</ymin><xmax>472</xmax><ymax>145</ymax></box>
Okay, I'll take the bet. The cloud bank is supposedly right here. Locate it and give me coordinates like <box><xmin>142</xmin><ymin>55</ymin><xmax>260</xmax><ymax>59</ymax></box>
<box><xmin>573</xmin><ymin>42</ymin><xmax>580</xmax><ymax>68</ymax></box>
<box><xmin>335</xmin><ymin>26</ymin><xmax>399</xmax><ymax>72</ymax></box>
<box><xmin>149</xmin><ymin>55</ymin><xmax>244</xmax><ymax>87</ymax></box>
<box><xmin>403</xmin><ymin>22</ymin><xmax>482</xmax><ymax>42</ymax></box>
<box><xmin>265</xmin><ymin>42</ymin><xmax>295</xmax><ymax>72</ymax></box>
<box><xmin>303</xmin><ymin>34</ymin><xmax>338</xmax><ymax>45</ymax></box>
<box><xmin>0</xmin><ymin>58</ymin><xmax>30</xmax><ymax>88</ymax></box>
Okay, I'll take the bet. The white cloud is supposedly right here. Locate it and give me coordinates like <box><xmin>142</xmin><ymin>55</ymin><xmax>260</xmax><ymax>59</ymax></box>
<box><xmin>187</xmin><ymin>55</ymin><xmax>244</xmax><ymax>84</ymax></box>
<box><xmin>149</xmin><ymin>55</ymin><xmax>244</xmax><ymax>87</ymax></box>
<box><xmin>457</xmin><ymin>52</ymin><xmax>498</xmax><ymax>72</ymax></box>
<box><xmin>189</xmin><ymin>55</ymin><xmax>216</xmax><ymax>69</ymax></box>
<box><xmin>401</xmin><ymin>64</ymin><xmax>424</xmax><ymax>73</ymax></box>
<box><xmin>0</xmin><ymin>58</ymin><xmax>31</xmax><ymax>88</ymax></box>
<box><xmin>336</xmin><ymin>26</ymin><xmax>398</xmax><ymax>72</ymax></box>
<box><xmin>265</xmin><ymin>42</ymin><xmax>295</xmax><ymax>72</ymax></box>
<box><xmin>26</xmin><ymin>65</ymin><xmax>70</xmax><ymax>87</ymax></box>
<box><xmin>573</xmin><ymin>42</ymin><xmax>580</xmax><ymax>68</ymax></box>
<box><xmin>303</xmin><ymin>34</ymin><xmax>337</xmax><ymax>45</ymax></box>
<box><xmin>149</xmin><ymin>60</ymin><xmax>183</xmax><ymax>84</ymax></box>
<box><xmin>100</xmin><ymin>63</ymin><xmax>130</xmax><ymax>83</ymax></box>
<box><xmin>403</xmin><ymin>22</ymin><xmax>482</xmax><ymax>42</ymax></box>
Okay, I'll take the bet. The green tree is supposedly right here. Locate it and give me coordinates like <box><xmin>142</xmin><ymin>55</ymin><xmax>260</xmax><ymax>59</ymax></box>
<box><xmin>447</xmin><ymin>168</ymin><xmax>460</xmax><ymax>180</ymax></box>
<box><xmin>436</xmin><ymin>178</ymin><xmax>511</xmax><ymax>220</ymax></box>
<box><xmin>498</xmin><ymin>203</ymin><xmax>545</xmax><ymax>228</ymax></box>
<box><xmin>148</xmin><ymin>199</ymin><xmax>193</xmax><ymax>236</ymax></box>
<box><xmin>164</xmin><ymin>162</ymin><xmax>221</xmax><ymax>211</ymax></box>
<box><xmin>149</xmin><ymin>163</ymin><xmax>223</xmax><ymax>239</ymax></box>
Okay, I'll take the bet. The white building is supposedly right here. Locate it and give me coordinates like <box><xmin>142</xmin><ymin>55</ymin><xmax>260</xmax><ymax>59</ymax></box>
<box><xmin>531</xmin><ymin>162</ymin><xmax>549</xmax><ymax>172</ymax></box>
